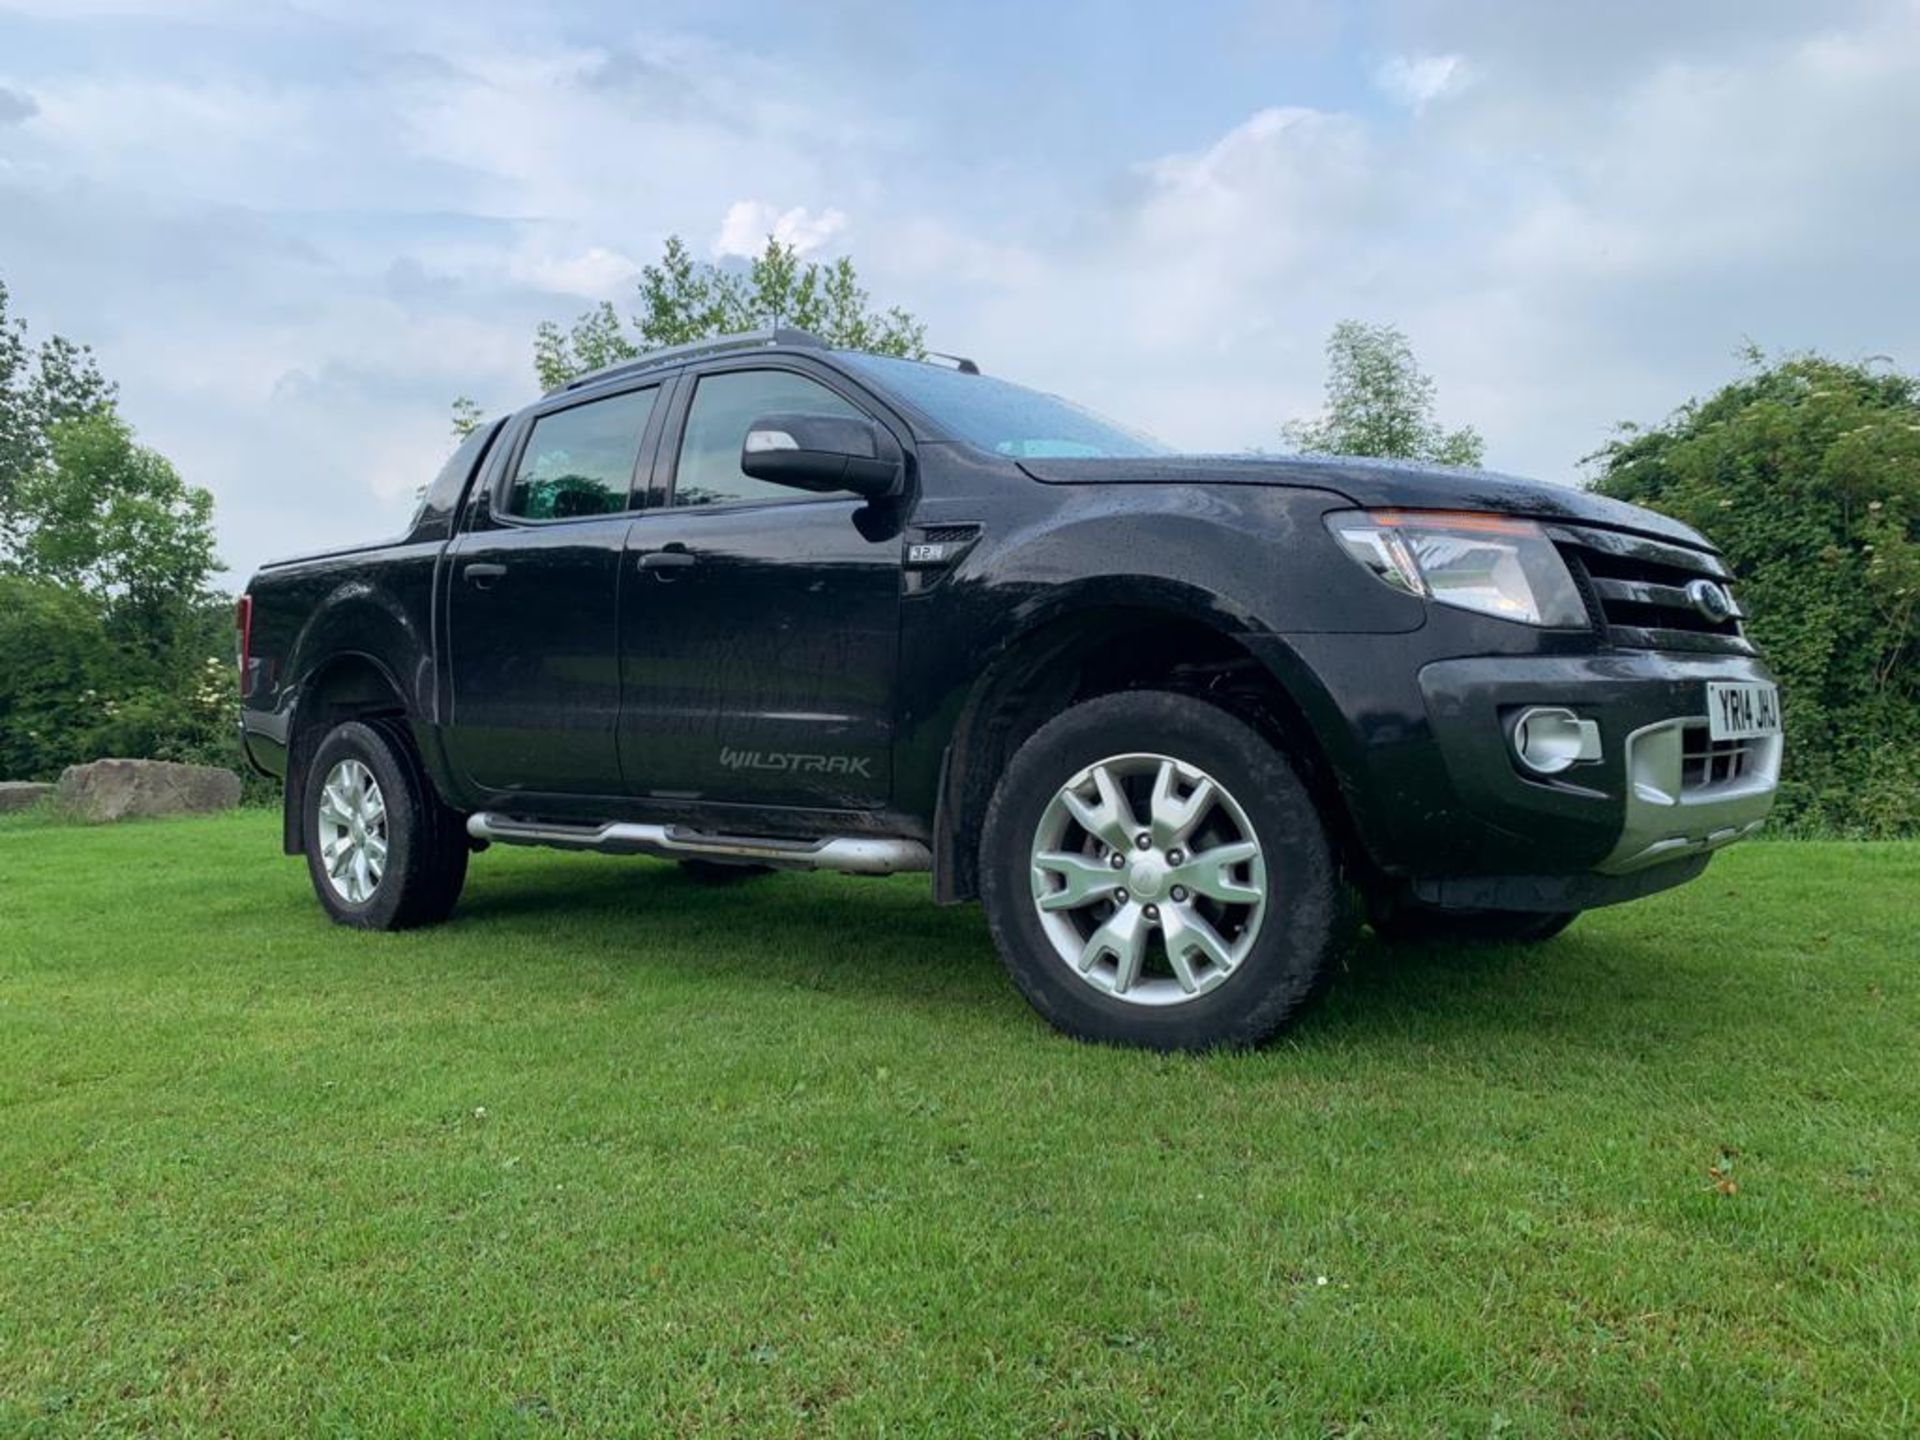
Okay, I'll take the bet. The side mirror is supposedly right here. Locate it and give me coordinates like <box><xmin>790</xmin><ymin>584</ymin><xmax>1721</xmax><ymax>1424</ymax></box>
<box><xmin>740</xmin><ymin>412</ymin><xmax>903</xmax><ymax>499</ymax></box>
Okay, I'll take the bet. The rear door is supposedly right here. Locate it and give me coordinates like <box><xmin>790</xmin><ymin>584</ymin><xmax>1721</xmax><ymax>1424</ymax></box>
<box><xmin>443</xmin><ymin>381</ymin><xmax>664</xmax><ymax>798</ymax></box>
<box><xmin>616</xmin><ymin>361</ymin><xmax>907</xmax><ymax>809</ymax></box>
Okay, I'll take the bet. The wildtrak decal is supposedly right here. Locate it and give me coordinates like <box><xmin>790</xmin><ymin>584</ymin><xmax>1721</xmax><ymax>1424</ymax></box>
<box><xmin>719</xmin><ymin>748</ymin><xmax>874</xmax><ymax>778</ymax></box>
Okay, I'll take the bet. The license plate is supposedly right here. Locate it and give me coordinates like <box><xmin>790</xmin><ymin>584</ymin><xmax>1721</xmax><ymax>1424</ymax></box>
<box><xmin>1706</xmin><ymin>681</ymin><xmax>1781</xmax><ymax>741</ymax></box>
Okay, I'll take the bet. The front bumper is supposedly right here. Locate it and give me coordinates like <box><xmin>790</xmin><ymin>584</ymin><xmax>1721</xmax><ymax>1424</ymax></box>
<box><xmin>1409</xmin><ymin>650</ymin><xmax>1779</xmax><ymax>903</ymax></box>
<box><xmin>1599</xmin><ymin>714</ymin><xmax>1777</xmax><ymax>873</ymax></box>
<box><xmin>1254</xmin><ymin>631</ymin><xmax>1781</xmax><ymax>909</ymax></box>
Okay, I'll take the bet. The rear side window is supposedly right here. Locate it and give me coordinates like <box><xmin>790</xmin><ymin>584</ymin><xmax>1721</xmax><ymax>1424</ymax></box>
<box><xmin>504</xmin><ymin>387</ymin><xmax>657</xmax><ymax>521</ymax></box>
<box><xmin>671</xmin><ymin>369</ymin><xmax>864</xmax><ymax>508</ymax></box>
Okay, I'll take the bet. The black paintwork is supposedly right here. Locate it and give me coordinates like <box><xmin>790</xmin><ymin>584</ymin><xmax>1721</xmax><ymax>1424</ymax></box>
<box><xmin>241</xmin><ymin>342</ymin><xmax>1776</xmax><ymax>905</ymax></box>
<box><xmin>1014</xmin><ymin>454</ymin><xmax>1711</xmax><ymax>549</ymax></box>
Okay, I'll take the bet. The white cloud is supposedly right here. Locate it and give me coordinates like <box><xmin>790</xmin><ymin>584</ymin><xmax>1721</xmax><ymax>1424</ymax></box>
<box><xmin>0</xmin><ymin>0</ymin><xmax>239</xmax><ymax>13</ymax></box>
<box><xmin>879</xmin><ymin>8</ymin><xmax>1916</xmax><ymax>483</ymax></box>
<box><xmin>507</xmin><ymin>245</ymin><xmax>641</xmax><ymax>298</ymax></box>
<box><xmin>1372</xmin><ymin>54</ymin><xmax>1468</xmax><ymax>111</ymax></box>
<box><xmin>1</xmin><ymin>0</ymin><xmax>1915</xmax><ymax>579</ymax></box>
<box><xmin>713</xmin><ymin>200</ymin><xmax>849</xmax><ymax>259</ymax></box>
<box><xmin>1129</xmin><ymin>106</ymin><xmax>1375</xmax><ymax>261</ymax></box>
<box><xmin>0</xmin><ymin>20</ymin><xmax>890</xmax><ymax>573</ymax></box>
<box><xmin>0</xmin><ymin>85</ymin><xmax>36</xmax><ymax>125</ymax></box>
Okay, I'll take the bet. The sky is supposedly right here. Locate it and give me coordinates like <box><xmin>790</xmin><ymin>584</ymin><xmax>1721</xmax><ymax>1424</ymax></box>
<box><xmin>2</xmin><ymin>0</ymin><xmax>1917</xmax><ymax>581</ymax></box>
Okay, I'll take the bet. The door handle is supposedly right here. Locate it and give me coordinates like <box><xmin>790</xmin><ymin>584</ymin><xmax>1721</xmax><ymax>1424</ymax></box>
<box><xmin>636</xmin><ymin>549</ymin><xmax>697</xmax><ymax>572</ymax></box>
<box><xmin>463</xmin><ymin>562</ymin><xmax>508</xmax><ymax>588</ymax></box>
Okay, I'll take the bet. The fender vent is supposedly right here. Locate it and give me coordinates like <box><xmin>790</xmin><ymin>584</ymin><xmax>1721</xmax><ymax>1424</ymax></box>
<box><xmin>904</xmin><ymin>523</ymin><xmax>981</xmax><ymax>592</ymax></box>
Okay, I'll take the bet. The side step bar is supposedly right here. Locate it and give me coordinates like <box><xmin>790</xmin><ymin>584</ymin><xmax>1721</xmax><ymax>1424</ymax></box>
<box><xmin>466</xmin><ymin>812</ymin><xmax>931</xmax><ymax>876</ymax></box>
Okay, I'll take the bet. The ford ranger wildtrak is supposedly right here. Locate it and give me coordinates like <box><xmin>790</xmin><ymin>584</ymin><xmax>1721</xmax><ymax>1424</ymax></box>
<box><xmin>238</xmin><ymin>329</ymin><xmax>1781</xmax><ymax>1050</ymax></box>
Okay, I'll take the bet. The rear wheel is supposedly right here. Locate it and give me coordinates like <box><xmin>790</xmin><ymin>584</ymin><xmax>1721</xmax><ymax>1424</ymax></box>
<box><xmin>980</xmin><ymin>690</ymin><xmax>1350</xmax><ymax>1051</ymax></box>
<box><xmin>1368</xmin><ymin>902</ymin><xmax>1577</xmax><ymax>945</ymax></box>
<box><xmin>303</xmin><ymin>718</ymin><xmax>467</xmax><ymax>930</ymax></box>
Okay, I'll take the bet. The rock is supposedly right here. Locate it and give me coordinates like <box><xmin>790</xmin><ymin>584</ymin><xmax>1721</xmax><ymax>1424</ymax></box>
<box><xmin>55</xmin><ymin>759</ymin><xmax>242</xmax><ymax>822</ymax></box>
<box><xmin>0</xmin><ymin>781</ymin><xmax>55</xmax><ymax>814</ymax></box>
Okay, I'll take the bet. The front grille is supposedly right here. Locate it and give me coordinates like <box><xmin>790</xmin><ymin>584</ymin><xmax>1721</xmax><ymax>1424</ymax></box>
<box><xmin>1551</xmin><ymin>525</ymin><xmax>1754</xmax><ymax>656</ymax></box>
<box><xmin>1680</xmin><ymin>725</ymin><xmax>1763</xmax><ymax>793</ymax></box>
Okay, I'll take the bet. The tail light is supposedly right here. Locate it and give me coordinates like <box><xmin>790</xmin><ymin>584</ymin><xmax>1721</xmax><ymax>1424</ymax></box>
<box><xmin>235</xmin><ymin>594</ymin><xmax>252</xmax><ymax>696</ymax></box>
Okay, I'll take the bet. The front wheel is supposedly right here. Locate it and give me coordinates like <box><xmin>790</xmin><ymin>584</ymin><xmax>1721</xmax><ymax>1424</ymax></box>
<box><xmin>303</xmin><ymin>718</ymin><xmax>468</xmax><ymax>930</ymax></box>
<box><xmin>980</xmin><ymin>690</ymin><xmax>1350</xmax><ymax>1052</ymax></box>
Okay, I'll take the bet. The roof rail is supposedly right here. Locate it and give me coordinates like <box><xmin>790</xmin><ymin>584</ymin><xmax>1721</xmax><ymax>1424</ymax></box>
<box><xmin>558</xmin><ymin>327</ymin><xmax>829</xmax><ymax>394</ymax></box>
<box><xmin>925</xmin><ymin>350</ymin><xmax>981</xmax><ymax>375</ymax></box>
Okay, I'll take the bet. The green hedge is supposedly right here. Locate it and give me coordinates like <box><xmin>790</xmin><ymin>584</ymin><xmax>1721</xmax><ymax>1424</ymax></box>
<box><xmin>0</xmin><ymin>574</ymin><xmax>270</xmax><ymax>799</ymax></box>
<box><xmin>1591</xmin><ymin>353</ymin><xmax>1919</xmax><ymax>836</ymax></box>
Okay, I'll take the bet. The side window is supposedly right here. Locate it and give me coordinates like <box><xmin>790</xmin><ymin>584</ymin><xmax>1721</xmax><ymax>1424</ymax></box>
<box><xmin>672</xmin><ymin>369</ymin><xmax>864</xmax><ymax>508</ymax></box>
<box><xmin>504</xmin><ymin>387</ymin><xmax>657</xmax><ymax>521</ymax></box>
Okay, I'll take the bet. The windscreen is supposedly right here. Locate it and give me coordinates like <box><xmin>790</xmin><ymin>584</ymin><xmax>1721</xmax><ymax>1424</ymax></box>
<box><xmin>837</xmin><ymin>353</ymin><xmax>1169</xmax><ymax>459</ymax></box>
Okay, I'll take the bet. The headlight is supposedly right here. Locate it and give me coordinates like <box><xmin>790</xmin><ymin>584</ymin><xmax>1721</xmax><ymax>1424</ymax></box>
<box><xmin>1326</xmin><ymin>509</ymin><xmax>1589</xmax><ymax>628</ymax></box>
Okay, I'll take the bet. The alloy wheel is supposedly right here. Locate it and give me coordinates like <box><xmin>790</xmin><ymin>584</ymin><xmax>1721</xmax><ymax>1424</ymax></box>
<box><xmin>316</xmin><ymin>757</ymin><xmax>388</xmax><ymax>904</ymax></box>
<box><xmin>1029</xmin><ymin>752</ymin><xmax>1268</xmax><ymax>1006</ymax></box>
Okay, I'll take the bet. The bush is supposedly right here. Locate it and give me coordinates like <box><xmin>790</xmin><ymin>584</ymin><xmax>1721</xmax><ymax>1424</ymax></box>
<box><xmin>0</xmin><ymin>575</ymin><xmax>271</xmax><ymax>798</ymax></box>
<box><xmin>1</xmin><ymin>283</ymin><xmax>272</xmax><ymax>798</ymax></box>
<box><xmin>0</xmin><ymin>574</ymin><xmax>115</xmax><ymax>778</ymax></box>
<box><xmin>1590</xmin><ymin>352</ymin><xmax>1920</xmax><ymax>836</ymax></box>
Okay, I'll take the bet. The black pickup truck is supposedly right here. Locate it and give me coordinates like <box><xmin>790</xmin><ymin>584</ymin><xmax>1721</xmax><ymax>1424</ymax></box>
<box><xmin>239</xmin><ymin>328</ymin><xmax>1781</xmax><ymax>1050</ymax></box>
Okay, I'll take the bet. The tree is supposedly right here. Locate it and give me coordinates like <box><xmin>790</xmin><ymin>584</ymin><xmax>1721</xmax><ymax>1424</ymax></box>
<box><xmin>9</xmin><ymin>410</ymin><xmax>220</xmax><ymax>661</ymax></box>
<box><xmin>0</xmin><ymin>572</ymin><xmax>115</xmax><ymax>779</ymax></box>
<box><xmin>2</xmin><ymin>281</ymin><xmax>219</xmax><ymax>651</ymax></box>
<box><xmin>456</xmin><ymin>235</ymin><xmax>927</xmax><ymax>434</ymax></box>
<box><xmin>0</xmin><ymin>279</ymin><xmax>237</xmax><ymax>784</ymax></box>
<box><xmin>1590</xmin><ymin>348</ymin><xmax>1920</xmax><ymax>836</ymax></box>
<box><xmin>448</xmin><ymin>395</ymin><xmax>484</xmax><ymax>442</ymax></box>
<box><xmin>1</xmin><ymin>278</ymin><xmax>117</xmax><ymax>544</ymax></box>
<box><xmin>1284</xmin><ymin>320</ymin><xmax>1484</xmax><ymax>467</ymax></box>
<box><xmin>0</xmin><ymin>571</ymin><xmax>236</xmax><ymax>780</ymax></box>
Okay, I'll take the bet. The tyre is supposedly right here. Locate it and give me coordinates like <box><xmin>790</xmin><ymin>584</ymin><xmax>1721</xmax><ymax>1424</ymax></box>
<box><xmin>303</xmin><ymin>717</ymin><xmax>468</xmax><ymax>930</ymax></box>
<box><xmin>980</xmin><ymin>690</ymin><xmax>1349</xmax><ymax>1051</ymax></box>
<box><xmin>1368</xmin><ymin>902</ymin><xmax>1578</xmax><ymax>945</ymax></box>
<box><xmin>677</xmin><ymin>859</ymin><xmax>775</xmax><ymax>884</ymax></box>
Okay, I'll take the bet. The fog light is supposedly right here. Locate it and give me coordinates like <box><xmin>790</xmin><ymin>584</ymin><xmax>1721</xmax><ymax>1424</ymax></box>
<box><xmin>1511</xmin><ymin>706</ymin><xmax>1601</xmax><ymax>776</ymax></box>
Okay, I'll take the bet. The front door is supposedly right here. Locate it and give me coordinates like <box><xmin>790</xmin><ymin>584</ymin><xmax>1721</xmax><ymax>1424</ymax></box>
<box><xmin>617</xmin><ymin>364</ymin><xmax>905</xmax><ymax>810</ymax></box>
<box><xmin>444</xmin><ymin>381</ymin><xmax>662</xmax><ymax>799</ymax></box>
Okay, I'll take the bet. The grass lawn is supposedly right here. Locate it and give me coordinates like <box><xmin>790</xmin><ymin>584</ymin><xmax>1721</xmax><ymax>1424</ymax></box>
<box><xmin>1</xmin><ymin>811</ymin><xmax>1915</xmax><ymax>1436</ymax></box>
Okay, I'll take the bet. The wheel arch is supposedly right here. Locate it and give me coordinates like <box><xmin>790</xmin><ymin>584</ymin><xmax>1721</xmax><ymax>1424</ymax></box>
<box><xmin>930</xmin><ymin>600</ymin><xmax>1357</xmax><ymax>903</ymax></box>
<box><xmin>281</xmin><ymin>651</ymin><xmax>414</xmax><ymax>855</ymax></box>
